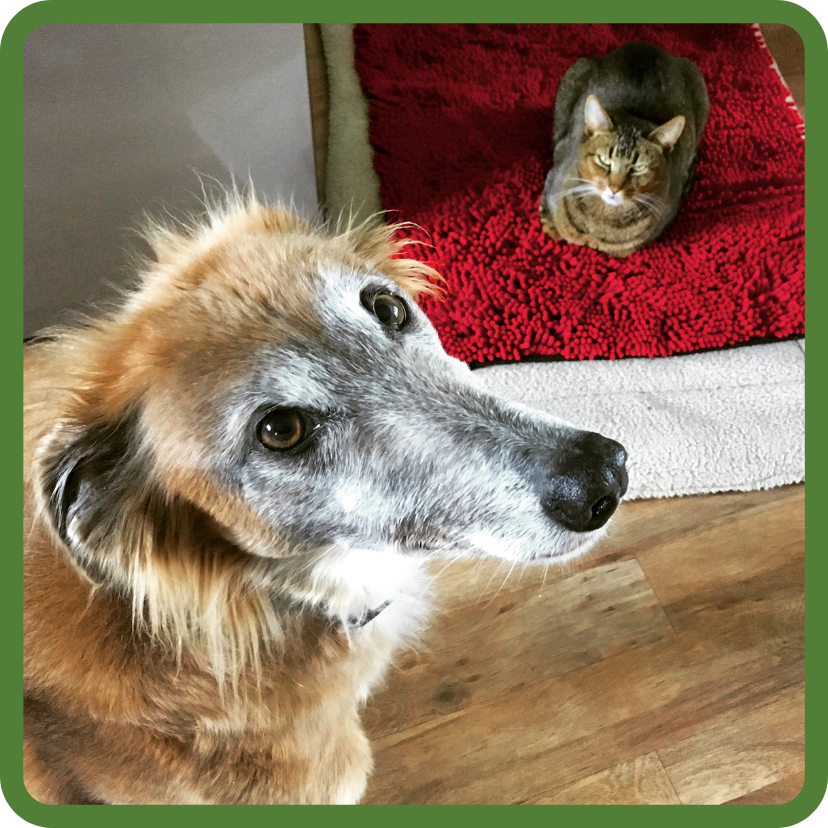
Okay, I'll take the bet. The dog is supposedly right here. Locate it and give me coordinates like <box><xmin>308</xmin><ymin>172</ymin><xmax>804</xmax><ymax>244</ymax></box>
<box><xmin>23</xmin><ymin>196</ymin><xmax>628</xmax><ymax>804</ymax></box>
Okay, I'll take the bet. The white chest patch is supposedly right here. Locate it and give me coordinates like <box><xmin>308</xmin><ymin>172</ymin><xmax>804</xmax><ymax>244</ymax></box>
<box><xmin>307</xmin><ymin>547</ymin><xmax>432</xmax><ymax>702</ymax></box>
<box><xmin>310</xmin><ymin>547</ymin><xmax>428</xmax><ymax>620</ymax></box>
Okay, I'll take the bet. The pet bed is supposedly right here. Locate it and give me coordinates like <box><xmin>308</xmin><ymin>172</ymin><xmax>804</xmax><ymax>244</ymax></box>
<box><xmin>317</xmin><ymin>24</ymin><xmax>804</xmax><ymax>497</ymax></box>
<box><xmin>352</xmin><ymin>23</ymin><xmax>804</xmax><ymax>364</ymax></box>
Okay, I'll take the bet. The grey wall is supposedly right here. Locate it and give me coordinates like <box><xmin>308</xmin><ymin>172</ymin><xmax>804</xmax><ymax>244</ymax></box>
<box><xmin>24</xmin><ymin>24</ymin><xmax>317</xmax><ymax>336</ymax></box>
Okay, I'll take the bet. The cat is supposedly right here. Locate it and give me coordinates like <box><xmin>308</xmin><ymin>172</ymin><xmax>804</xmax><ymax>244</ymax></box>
<box><xmin>539</xmin><ymin>42</ymin><xmax>709</xmax><ymax>258</ymax></box>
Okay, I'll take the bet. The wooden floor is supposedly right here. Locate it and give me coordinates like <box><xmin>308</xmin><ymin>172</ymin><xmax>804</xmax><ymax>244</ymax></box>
<box><xmin>761</xmin><ymin>23</ymin><xmax>805</xmax><ymax>121</ymax></box>
<box><xmin>304</xmin><ymin>23</ymin><xmax>805</xmax><ymax>805</ymax></box>
<box><xmin>362</xmin><ymin>485</ymin><xmax>804</xmax><ymax>804</ymax></box>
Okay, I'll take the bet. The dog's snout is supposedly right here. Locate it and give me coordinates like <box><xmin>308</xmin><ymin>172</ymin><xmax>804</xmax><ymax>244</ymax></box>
<box><xmin>542</xmin><ymin>432</ymin><xmax>628</xmax><ymax>533</ymax></box>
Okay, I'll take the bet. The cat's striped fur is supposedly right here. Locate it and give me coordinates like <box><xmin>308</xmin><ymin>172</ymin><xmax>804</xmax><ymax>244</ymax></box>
<box><xmin>540</xmin><ymin>42</ymin><xmax>709</xmax><ymax>258</ymax></box>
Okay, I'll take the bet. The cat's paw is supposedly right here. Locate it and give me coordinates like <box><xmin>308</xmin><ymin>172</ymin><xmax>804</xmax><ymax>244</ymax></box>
<box><xmin>540</xmin><ymin>216</ymin><xmax>561</xmax><ymax>240</ymax></box>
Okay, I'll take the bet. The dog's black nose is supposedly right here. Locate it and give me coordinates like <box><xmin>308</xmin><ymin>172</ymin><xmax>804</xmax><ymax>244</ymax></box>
<box><xmin>542</xmin><ymin>432</ymin><xmax>628</xmax><ymax>533</ymax></box>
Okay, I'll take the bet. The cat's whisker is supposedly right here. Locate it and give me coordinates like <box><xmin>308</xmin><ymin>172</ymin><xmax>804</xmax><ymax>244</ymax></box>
<box><xmin>635</xmin><ymin>193</ymin><xmax>665</xmax><ymax>208</ymax></box>
<box><xmin>558</xmin><ymin>184</ymin><xmax>600</xmax><ymax>201</ymax></box>
<box><xmin>544</xmin><ymin>184</ymin><xmax>598</xmax><ymax>210</ymax></box>
<box><xmin>633</xmin><ymin>193</ymin><xmax>666</xmax><ymax>219</ymax></box>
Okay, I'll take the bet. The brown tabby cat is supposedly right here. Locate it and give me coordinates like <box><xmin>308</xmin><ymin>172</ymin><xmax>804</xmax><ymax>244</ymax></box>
<box><xmin>540</xmin><ymin>42</ymin><xmax>709</xmax><ymax>258</ymax></box>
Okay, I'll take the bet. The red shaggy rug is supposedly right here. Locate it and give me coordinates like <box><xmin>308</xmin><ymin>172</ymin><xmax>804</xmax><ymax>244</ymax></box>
<box><xmin>353</xmin><ymin>24</ymin><xmax>805</xmax><ymax>364</ymax></box>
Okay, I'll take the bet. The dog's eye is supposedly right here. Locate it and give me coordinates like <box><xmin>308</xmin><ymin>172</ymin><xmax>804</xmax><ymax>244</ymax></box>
<box><xmin>257</xmin><ymin>409</ymin><xmax>308</xmax><ymax>451</ymax></box>
<box><xmin>361</xmin><ymin>290</ymin><xmax>408</xmax><ymax>331</ymax></box>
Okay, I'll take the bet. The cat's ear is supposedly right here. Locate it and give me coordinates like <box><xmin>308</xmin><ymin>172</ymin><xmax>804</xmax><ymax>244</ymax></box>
<box><xmin>584</xmin><ymin>95</ymin><xmax>613</xmax><ymax>135</ymax></box>
<box><xmin>648</xmin><ymin>116</ymin><xmax>686</xmax><ymax>152</ymax></box>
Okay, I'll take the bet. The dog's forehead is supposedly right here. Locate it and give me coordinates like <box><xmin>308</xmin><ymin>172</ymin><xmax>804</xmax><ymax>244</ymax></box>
<box><xmin>239</xmin><ymin>263</ymin><xmax>422</xmax><ymax>391</ymax></box>
<box><xmin>187</xmin><ymin>233</ymin><xmax>396</xmax><ymax>336</ymax></box>
<box><xmin>176</xmin><ymin>256</ymin><xmax>397</xmax><ymax>406</ymax></box>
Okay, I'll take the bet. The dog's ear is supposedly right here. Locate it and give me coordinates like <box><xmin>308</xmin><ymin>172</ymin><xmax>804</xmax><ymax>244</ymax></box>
<box><xmin>34</xmin><ymin>412</ymin><xmax>284</xmax><ymax>676</ymax></box>
<box><xmin>34</xmin><ymin>411</ymin><xmax>148</xmax><ymax>585</ymax></box>
<box><xmin>35</xmin><ymin>409</ymin><xmax>276</xmax><ymax>587</ymax></box>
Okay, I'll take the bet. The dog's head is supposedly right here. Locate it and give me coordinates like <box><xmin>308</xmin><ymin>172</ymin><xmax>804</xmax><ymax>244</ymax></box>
<box><xmin>33</xmin><ymin>198</ymin><xmax>627</xmax><ymax>671</ymax></box>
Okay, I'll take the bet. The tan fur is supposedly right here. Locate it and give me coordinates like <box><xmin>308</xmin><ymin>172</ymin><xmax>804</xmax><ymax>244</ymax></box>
<box><xmin>541</xmin><ymin>44</ymin><xmax>708</xmax><ymax>258</ymax></box>
<box><xmin>24</xmin><ymin>199</ymin><xmax>440</xmax><ymax>804</ymax></box>
<box><xmin>545</xmin><ymin>129</ymin><xmax>668</xmax><ymax>258</ymax></box>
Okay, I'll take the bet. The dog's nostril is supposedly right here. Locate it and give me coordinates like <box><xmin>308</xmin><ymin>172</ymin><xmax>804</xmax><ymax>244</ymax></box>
<box><xmin>542</xmin><ymin>431</ymin><xmax>627</xmax><ymax>534</ymax></box>
<box><xmin>591</xmin><ymin>495</ymin><xmax>617</xmax><ymax>522</ymax></box>
<box><xmin>542</xmin><ymin>487</ymin><xmax>620</xmax><ymax>534</ymax></box>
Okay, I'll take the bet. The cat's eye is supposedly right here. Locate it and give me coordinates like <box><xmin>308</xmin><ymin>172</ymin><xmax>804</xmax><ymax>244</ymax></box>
<box><xmin>257</xmin><ymin>409</ymin><xmax>314</xmax><ymax>451</ymax></box>
<box><xmin>632</xmin><ymin>165</ymin><xmax>647</xmax><ymax>175</ymax></box>
<box><xmin>596</xmin><ymin>155</ymin><xmax>611</xmax><ymax>168</ymax></box>
<box><xmin>361</xmin><ymin>289</ymin><xmax>409</xmax><ymax>331</ymax></box>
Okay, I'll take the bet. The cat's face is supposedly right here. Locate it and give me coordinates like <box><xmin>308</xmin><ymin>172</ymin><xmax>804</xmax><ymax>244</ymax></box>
<box><xmin>576</xmin><ymin>95</ymin><xmax>685</xmax><ymax>208</ymax></box>
<box><xmin>577</xmin><ymin>132</ymin><xmax>666</xmax><ymax>207</ymax></box>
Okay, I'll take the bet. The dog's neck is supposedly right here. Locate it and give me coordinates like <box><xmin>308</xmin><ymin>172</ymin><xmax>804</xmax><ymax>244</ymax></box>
<box><xmin>347</xmin><ymin>599</ymin><xmax>392</xmax><ymax>628</ymax></box>
<box><xmin>278</xmin><ymin>546</ymin><xmax>430</xmax><ymax>632</ymax></box>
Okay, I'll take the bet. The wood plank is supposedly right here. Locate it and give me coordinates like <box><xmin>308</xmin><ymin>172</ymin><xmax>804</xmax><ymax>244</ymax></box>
<box><xmin>423</xmin><ymin>547</ymin><xmax>599</xmax><ymax>610</ymax></box>
<box><xmin>363</xmin><ymin>588</ymin><xmax>802</xmax><ymax>803</ymax></box>
<box><xmin>660</xmin><ymin>684</ymin><xmax>804</xmax><ymax>804</ymax></box>
<box><xmin>361</xmin><ymin>486</ymin><xmax>803</xmax><ymax>803</ymax></box>
<box><xmin>635</xmin><ymin>486</ymin><xmax>804</xmax><ymax>629</ymax></box>
<box><xmin>606</xmin><ymin>485</ymin><xmax>801</xmax><ymax>566</ymax></box>
<box><xmin>364</xmin><ymin>558</ymin><xmax>675</xmax><ymax>738</ymax></box>
<box><xmin>525</xmin><ymin>752</ymin><xmax>680</xmax><ymax>805</ymax></box>
<box><xmin>302</xmin><ymin>24</ymin><xmax>329</xmax><ymax>208</ymax></box>
<box><xmin>760</xmin><ymin>23</ymin><xmax>805</xmax><ymax>117</ymax></box>
<box><xmin>726</xmin><ymin>769</ymin><xmax>806</xmax><ymax>805</ymax></box>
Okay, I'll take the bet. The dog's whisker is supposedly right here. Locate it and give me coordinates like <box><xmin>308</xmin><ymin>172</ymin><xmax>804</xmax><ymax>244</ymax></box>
<box><xmin>477</xmin><ymin>560</ymin><xmax>508</xmax><ymax>604</ymax></box>
<box><xmin>484</xmin><ymin>559</ymin><xmax>518</xmax><ymax>608</ymax></box>
<box><xmin>516</xmin><ymin>559</ymin><xmax>528</xmax><ymax>588</ymax></box>
<box><xmin>541</xmin><ymin>560</ymin><xmax>550</xmax><ymax>593</ymax></box>
<box><xmin>425</xmin><ymin>553</ymin><xmax>464</xmax><ymax>583</ymax></box>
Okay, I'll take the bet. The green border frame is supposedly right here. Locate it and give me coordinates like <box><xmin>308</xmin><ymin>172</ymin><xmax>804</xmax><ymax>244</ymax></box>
<box><xmin>4</xmin><ymin>1</ymin><xmax>823</xmax><ymax>824</ymax></box>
